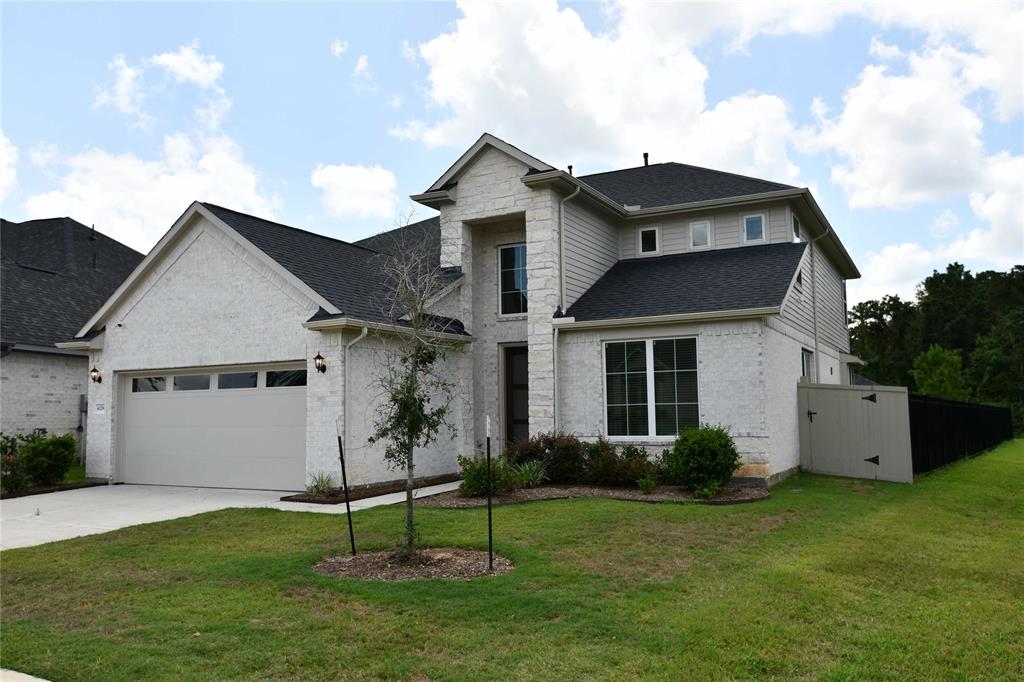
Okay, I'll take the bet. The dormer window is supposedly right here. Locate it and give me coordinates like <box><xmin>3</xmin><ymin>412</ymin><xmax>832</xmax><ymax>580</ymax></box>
<box><xmin>638</xmin><ymin>226</ymin><xmax>660</xmax><ymax>255</ymax></box>
<box><xmin>689</xmin><ymin>220</ymin><xmax>711</xmax><ymax>250</ymax></box>
<box><xmin>743</xmin><ymin>213</ymin><xmax>766</xmax><ymax>244</ymax></box>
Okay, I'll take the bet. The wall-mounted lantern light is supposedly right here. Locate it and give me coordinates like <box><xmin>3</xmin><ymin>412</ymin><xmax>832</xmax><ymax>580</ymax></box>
<box><xmin>89</xmin><ymin>366</ymin><xmax>102</xmax><ymax>383</ymax></box>
<box><xmin>314</xmin><ymin>352</ymin><xmax>327</xmax><ymax>374</ymax></box>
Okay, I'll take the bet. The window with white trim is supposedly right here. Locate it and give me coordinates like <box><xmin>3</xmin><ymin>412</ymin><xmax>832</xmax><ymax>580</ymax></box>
<box><xmin>792</xmin><ymin>215</ymin><xmax>803</xmax><ymax>243</ymax></box>
<box><xmin>499</xmin><ymin>243</ymin><xmax>528</xmax><ymax>315</ymax></box>
<box><xmin>801</xmin><ymin>349</ymin><xmax>814</xmax><ymax>381</ymax></box>
<box><xmin>743</xmin><ymin>213</ymin><xmax>766</xmax><ymax>243</ymax></box>
<box><xmin>638</xmin><ymin>226</ymin><xmax>660</xmax><ymax>255</ymax></box>
<box><xmin>605</xmin><ymin>337</ymin><xmax>699</xmax><ymax>437</ymax></box>
<box><xmin>689</xmin><ymin>220</ymin><xmax>711</xmax><ymax>250</ymax></box>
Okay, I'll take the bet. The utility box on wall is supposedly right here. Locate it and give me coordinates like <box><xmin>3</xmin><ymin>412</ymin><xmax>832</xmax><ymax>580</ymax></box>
<box><xmin>797</xmin><ymin>383</ymin><xmax>914</xmax><ymax>484</ymax></box>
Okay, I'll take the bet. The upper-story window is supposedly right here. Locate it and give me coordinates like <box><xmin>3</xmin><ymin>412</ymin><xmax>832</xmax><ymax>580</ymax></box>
<box><xmin>743</xmin><ymin>213</ymin><xmax>766</xmax><ymax>244</ymax></box>
<box><xmin>689</xmin><ymin>220</ymin><xmax>711</xmax><ymax>250</ymax></box>
<box><xmin>793</xmin><ymin>215</ymin><xmax>803</xmax><ymax>243</ymax></box>
<box><xmin>638</xmin><ymin>226</ymin><xmax>660</xmax><ymax>255</ymax></box>
<box><xmin>499</xmin><ymin>243</ymin><xmax>527</xmax><ymax>315</ymax></box>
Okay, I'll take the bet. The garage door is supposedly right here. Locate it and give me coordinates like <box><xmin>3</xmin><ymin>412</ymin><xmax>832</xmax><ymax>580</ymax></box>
<box><xmin>122</xmin><ymin>366</ymin><xmax>307</xmax><ymax>490</ymax></box>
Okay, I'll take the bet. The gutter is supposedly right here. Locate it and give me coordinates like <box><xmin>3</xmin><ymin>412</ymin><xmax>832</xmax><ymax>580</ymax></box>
<box><xmin>303</xmin><ymin>316</ymin><xmax>473</xmax><ymax>343</ymax></box>
<box><xmin>808</xmin><ymin>222</ymin><xmax>832</xmax><ymax>382</ymax></box>
<box><xmin>342</xmin><ymin>326</ymin><xmax>369</xmax><ymax>465</ymax></box>
<box><xmin>551</xmin><ymin>306</ymin><xmax>780</xmax><ymax>330</ymax></box>
<box><xmin>553</xmin><ymin>183</ymin><xmax>581</xmax><ymax>432</ymax></box>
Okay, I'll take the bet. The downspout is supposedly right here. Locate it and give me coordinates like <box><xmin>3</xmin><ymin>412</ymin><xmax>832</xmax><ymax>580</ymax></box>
<box><xmin>808</xmin><ymin>223</ymin><xmax>831</xmax><ymax>382</ymax></box>
<box><xmin>342</xmin><ymin>326</ymin><xmax>369</xmax><ymax>462</ymax></box>
<box><xmin>554</xmin><ymin>184</ymin><xmax>581</xmax><ymax>432</ymax></box>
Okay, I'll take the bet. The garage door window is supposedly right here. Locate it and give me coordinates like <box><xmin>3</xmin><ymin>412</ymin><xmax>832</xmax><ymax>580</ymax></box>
<box><xmin>218</xmin><ymin>372</ymin><xmax>258</xmax><ymax>389</ymax></box>
<box><xmin>267</xmin><ymin>369</ymin><xmax>307</xmax><ymax>387</ymax></box>
<box><xmin>132</xmin><ymin>377</ymin><xmax>166</xmax><ymax>393</ymax></box>
<box><xmin>173</xmin><ymin>374</ymin><xmax>210</xmax><ymax>391</ymax></box>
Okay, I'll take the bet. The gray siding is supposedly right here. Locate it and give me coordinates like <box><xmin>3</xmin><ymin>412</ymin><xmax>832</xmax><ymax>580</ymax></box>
<box><xmin>781</xmin><ymin>243</ymin><xmax>850</xmax><ymax>353</ymax></box>
<box><xmin>563</xmin><ymin>200</ymin><xmax>619</xmax><ymax>308</ymax></box>
<box><xmin>619</xmin><ymin>201</ymin><xmax>791</xmax><ymax>258</ymax></box>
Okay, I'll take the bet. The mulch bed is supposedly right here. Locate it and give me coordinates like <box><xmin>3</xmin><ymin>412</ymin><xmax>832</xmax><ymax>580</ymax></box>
<box><xmin>281</xmin><ymin>473</ymin><xmax>459</xmax><ymax>505</ymax></box>
<box><xmin>313</xmin><ymin>548</ymin><xmax>513</xmax><ymax>581</ymax></box>
<box><xmin>417</xmin><ymin>483</ymin><xmax>770</xmax><ymax>508</ymax></box>
<box><xmin>0</xmin><ymin>479</ymin><xmax>108</xmax><ymax>500</ymax></box>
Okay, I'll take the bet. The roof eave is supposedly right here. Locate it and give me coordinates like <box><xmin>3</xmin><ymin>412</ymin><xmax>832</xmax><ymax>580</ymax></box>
<box><xmin>55</xmin><ymin>332</ymin><xmax>104</xmax><ymax>352</ymax></box>
<box><xmin>796</xmin><ymin>190</ymin><xmax>861</xmax><ymax>280</ymax></box>
<box><xmin>425</xmin><ymin>133</ymin><xmax>555</xmax><ymax>193</ymax></box>
<box><xmin>521</xmin><ymin>170</ymin><xmax>628</xmax><ymax>217</ymax></box>
<box><xmin>302</xmin><ymin>316</ymin><xmax>473</xmax><ymax>343</ymax></box>
<box><xmin>552</xmin><ymin>306</ymin><xmax>781</xmax><ymax>330</ymax></box>
<box><xmin>410</xmin><ymin>189</ymin><xmax>455</xmax><ymax>209</ymax></box>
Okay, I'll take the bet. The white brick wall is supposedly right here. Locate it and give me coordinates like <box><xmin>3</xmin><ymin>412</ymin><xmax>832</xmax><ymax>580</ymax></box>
<box><xmin>557</xmin><ymin>319</ymin><xmax>788</xmax><ymax>476</ymax></box>
<box><xmin>0</xmin><ymin>350</ymin><xmax>87</xmax><ymax>437</ymax></box>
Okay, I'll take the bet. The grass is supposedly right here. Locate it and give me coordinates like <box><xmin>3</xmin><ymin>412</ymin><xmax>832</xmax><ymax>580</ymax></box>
<box><xmin>2</xmin><ymin>441</ymin><xmax>1022</xmax><ymax>681</ymax></box>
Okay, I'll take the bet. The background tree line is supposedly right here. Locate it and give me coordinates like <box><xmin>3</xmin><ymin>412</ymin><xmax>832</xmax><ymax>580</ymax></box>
<box><xmin>849</xmin><ymin>263</ymin><xmax>1023</xmax><ymax>434</ymax></box>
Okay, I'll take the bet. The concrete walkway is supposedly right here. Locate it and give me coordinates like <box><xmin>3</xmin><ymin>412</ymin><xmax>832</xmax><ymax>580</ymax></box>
<box><xmin>0</xmin><ymin>481</ymin><xmax>459</xmax><ymax>550</ymax></box>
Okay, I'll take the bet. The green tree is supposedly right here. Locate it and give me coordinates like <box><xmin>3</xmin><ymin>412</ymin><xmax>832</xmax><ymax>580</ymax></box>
<box><xmin>849</xmin><ymin>295</ymin><xmax>921</xmax><ymax>386</ymax></box>
<box><xmin>968</xmin><ymin>311</ymin><xmax>1024</xmax><ymax>434</ymax></box>
<box><xmin>911</xmin><ymin>345</ymin><xmax>969</xmax><ymax>401</ymax></box>
<box><xmin>367</xmin><ymin>221</ymin><xmax>462</xmax><ymax>560</ymax></box>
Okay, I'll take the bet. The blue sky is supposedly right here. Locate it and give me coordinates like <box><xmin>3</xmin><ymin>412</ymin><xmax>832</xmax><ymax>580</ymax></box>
<box><xmin>1</xmin><ymin>1</ymin><xmax>1021</xmax><ymax>305</ymax></box>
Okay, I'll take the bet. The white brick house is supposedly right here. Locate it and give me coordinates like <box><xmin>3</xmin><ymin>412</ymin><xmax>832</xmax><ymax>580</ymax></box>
<box><xmin>64</xmin><ymin>133</ymin><xmax>860</xmax><ymax>490</ymax></box>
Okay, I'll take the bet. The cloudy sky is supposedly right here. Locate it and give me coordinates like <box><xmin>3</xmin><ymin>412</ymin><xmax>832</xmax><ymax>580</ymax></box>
<box><xmin>1</xmin><ymin>1</ymin><xmax>1021</xmax><ymax>305</ymax></box>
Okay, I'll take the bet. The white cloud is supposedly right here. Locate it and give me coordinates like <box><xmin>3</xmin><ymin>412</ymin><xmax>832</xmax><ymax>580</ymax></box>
<box><xmin>94</xmin><ymin>55</ymin><xmax>151</xmax><ymax>127</ymax></box>
<box><xmin>848</xmin><ymin>241</ymin><xmax>935</xmax><ymax>304</ymax></box>
<box><xmin>330</xmin><ymin>39</ymin><xmax>349</xmax><ymax>58</ymax></box>
<box><xmin>22</xmin><ymin>133</ymin><xmax>278</xmax><ymax>253</ymax></box>
<box><xmin>149</xmin><ymin>42</ymin><xmax>224</xmax><ymax>88</ymax></box>
<box><xmin>386</xmin><ymin>94</ymin><xmax>402</xmax><ymax>109</ymax></box>
<box><xmin>393</xmin><ymin>1</ymin><xmax>803</xmax><ymax>182</ymax></box>
<box><xmin>94</xmin><ymin>42</ymin><xmax>231</xmax><ymax>131</ymax></box>
<box><xmin>353</xmin><ymin>54</ymin><xmax>370</xmax><ymax>78</ymax></box>
<box><xmin>28</xmin><ymin>141</ymin><xmax>59</xmax><ymax>168</ymax></box>
<box><xmin>929</xmin><ymin>208</ymin><xmax>959</xmax><ymax>239</ymax></box>
<box><xmin>868</xmin><ymin>35</ymin><xmax>902</xmax><ymax>60</ymax></box>
<box><xmin>0</xmin><ymin>131</ymin><xmax>18</xmax><ymax>203</ymax></box>
<box><xmin>401</xmin><ymin>39</ymin><xmax>417</xmax><ymax>63</ymax></box>
<box><xmin>310</xmin><ymin>163</ymin><xmax>396</xmax><ymax>219</ymax></box>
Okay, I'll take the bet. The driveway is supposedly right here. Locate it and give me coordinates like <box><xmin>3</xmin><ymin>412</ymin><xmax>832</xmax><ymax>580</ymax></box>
<box><xmin>0</xmin><ymin>481</ymin><xmax>459</xmax><ymax>550</ymax></box>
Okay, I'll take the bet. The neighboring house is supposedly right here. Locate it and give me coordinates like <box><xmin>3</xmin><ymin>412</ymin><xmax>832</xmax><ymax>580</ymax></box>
<box><xmin>65</xmin><ymin>133</ymin><xmax>861</xmax><ymax>491</ymax></box>
<box><xmin>1</xmin><ymin>217</ymin><xmax>144</xmax><ymax>440</ymax></box>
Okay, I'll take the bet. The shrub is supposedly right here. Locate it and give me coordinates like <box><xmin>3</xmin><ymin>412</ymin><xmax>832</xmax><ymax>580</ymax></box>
<box><xmin>307</xmin><ymin>472</ymin><xmax>334</xmax><ymax>494</ymax></box>
<box><xmin>1</xmin><ymin>433</ymin><xmax>30</xmax><ymax>493</ymax></box>
<box><xmin>582</xmin><ymin>438</ymin><xmax>654</xmax><ymax>486</ymax></box>
<box><xmin>506</xmin><ymin>432</ymin><xmax>588</xmax><ymax>483</ymax></box>
<box><xmin>21</xmin><ymin>433</ymin><xmax>77</xmax><ymax>487</ymax></box>
<box><xmin>637</xmin><ymin>474</ymin><xmax>657</xmax><ymax>494</ymax></box>
<box><xmin>458</xmin><ymin>454</ymin><xmax>520</xmax><ymax>497</ymax></box>
<box><xmin>662</xmin><ymin>425</ymin><xmax>740</xmax><ymax>498</ymax></box>
<box><xmin>513</xmin><ymin>459</ymin><xmax>547</xmax><ymax>488</ymax></box>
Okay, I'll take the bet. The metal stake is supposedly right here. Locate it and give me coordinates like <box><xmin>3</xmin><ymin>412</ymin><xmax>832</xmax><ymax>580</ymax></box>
<box><xmin>486</xmin><ymin>433</ymin><xmax>493</xmax><ymax>572</ymax></box>
<box><xmin>337</xmin><ymin>435</ymin><xmax>356</xmax><ymax>556</ymax></box>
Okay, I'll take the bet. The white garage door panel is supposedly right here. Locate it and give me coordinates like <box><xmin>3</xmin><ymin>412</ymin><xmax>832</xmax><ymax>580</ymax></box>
<box><xmin>123</xmin><ymin>371</ymin><xmax>306</xmax><ymax>491</ymax></box>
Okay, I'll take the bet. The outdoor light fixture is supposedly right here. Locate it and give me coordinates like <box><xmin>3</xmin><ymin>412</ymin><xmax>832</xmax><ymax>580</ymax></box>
<box><xmin>314</xmin><ymin>352</ymin><xmax>327</xmax><ymax>373</ymax></box>
<box><xmin>89</xmin><ymin>366</ymin><xmax>102</xmax><ymax>383</ymax></box>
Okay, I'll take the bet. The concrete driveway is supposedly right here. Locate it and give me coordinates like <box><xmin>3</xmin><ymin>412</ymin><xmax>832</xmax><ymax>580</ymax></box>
<box><xmin>0</xmin><ymin>481</ymin><xmax>459</xmax><ymax>550</ymax></box>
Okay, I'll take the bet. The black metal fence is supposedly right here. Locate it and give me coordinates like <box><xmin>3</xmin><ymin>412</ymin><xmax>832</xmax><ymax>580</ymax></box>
<box><xmin>908</xmin><ymin>394</ymin><xmax>1014</xmax><ymax>475</ymax></box>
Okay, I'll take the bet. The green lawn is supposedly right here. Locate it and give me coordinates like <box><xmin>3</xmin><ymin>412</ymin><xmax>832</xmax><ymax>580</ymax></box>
<box><xmin>3</xmin><ymin>441</ymin><xmax>1022</xmax><ymax>681</ymax></box>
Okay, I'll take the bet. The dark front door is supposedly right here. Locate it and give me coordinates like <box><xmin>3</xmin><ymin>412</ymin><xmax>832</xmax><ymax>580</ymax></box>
<box><xmin>505</xmin><ymin>346</ymin><xmax>529</xmax><ymax>446</ymax></box>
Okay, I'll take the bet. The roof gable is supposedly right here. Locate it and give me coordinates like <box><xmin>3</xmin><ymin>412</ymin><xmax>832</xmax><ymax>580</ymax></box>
<box><xmin>425</xmin><ymin>132</ymin><xmax>554</xmax><ymax>192</ymax></box>
<box><xmin>1</xmin><ymin>217</ymin><xmax>143</xmax><ymax>348</ymax></box>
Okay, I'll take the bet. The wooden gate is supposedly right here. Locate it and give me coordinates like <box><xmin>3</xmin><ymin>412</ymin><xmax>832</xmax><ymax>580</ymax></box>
<box><xmin>797</xmin><ymin>383</ymin><xmax>913</xmax><ymax>483</ymax></box>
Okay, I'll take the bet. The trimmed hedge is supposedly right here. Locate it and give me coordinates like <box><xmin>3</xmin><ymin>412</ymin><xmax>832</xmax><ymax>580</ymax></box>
<box><xmin>662</xmin><ymin>424</ymin><xmax>740</xmax><ymax>498</ymax></box>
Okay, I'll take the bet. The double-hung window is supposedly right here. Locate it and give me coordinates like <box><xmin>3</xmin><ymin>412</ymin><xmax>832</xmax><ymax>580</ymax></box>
<box><xmin>605</xmin><ymin>337</ymin><xmax>699</xmax><ymax>438</ymax></box>
<box><xmin>801</xmin><ymin>349</ymin><xmax>814</xmax><ymax>381</ymax></box>
<box><xmin>499</xmin><ymin>244</ymin><xmax>527</xmax><ymax>315</ymax></box>
<box><xmin>690</xmin><ymin>220</ymin><xmax>711</xmax><ymax>250</ymax></box>
<box><xmin>638</xmin><ymin>226</ymin><xmax>660</xmax><ymax>255</ymax></box>
<box><xmin>743</xmin><ymin>213</ymin><xmax>766</xmax><ymax>243</ymax></box>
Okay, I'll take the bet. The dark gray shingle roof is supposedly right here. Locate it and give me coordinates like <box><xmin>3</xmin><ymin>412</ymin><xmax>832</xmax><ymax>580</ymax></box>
<box><xmin>577</xmin><ymin>162</ymin><xmax>795</xmax><ymax>208</ymax></box>
<box><xmin>564</xmin><ymin>242</ymin><xmax>806</xmax><ymax>322</ymax></box>
<box><xmin>1</xmin><ymin>218</ymin><xmax>144</xmax><ymax>349</ymax></box>
<box><xmin>203</xmin><ymin>204</ymin><xmax>465</xmax><ymax>330</ymax></box>
<box><xmin>355</xmin><ymin>216</ymin><xmax>463</xmax><ymax>287</ymax></box>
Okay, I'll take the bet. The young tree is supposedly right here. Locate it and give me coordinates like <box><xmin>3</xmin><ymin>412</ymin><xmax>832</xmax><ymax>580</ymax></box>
<box><xmin>366</xmin><ymin>217</ymin><xmax>463</xmax><ymax>559</ymax></box>
<box><xmin>910</xmin><ymin>345</ymin><xmax>969</xmax><ymax>401</ymax></box>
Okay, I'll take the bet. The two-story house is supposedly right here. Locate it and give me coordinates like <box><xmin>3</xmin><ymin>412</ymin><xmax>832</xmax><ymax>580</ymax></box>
<box><xmin>64</xmin><ymin>134</ymin><xmax>860</xmax><ymax>490</ymax></box>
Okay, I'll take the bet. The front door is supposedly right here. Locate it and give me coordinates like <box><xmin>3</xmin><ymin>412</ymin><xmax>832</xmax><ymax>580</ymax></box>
<box><xmin>504</xmin><ymin>346</ymin><xmax>529</xmax><ymax>446</ymax></box>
